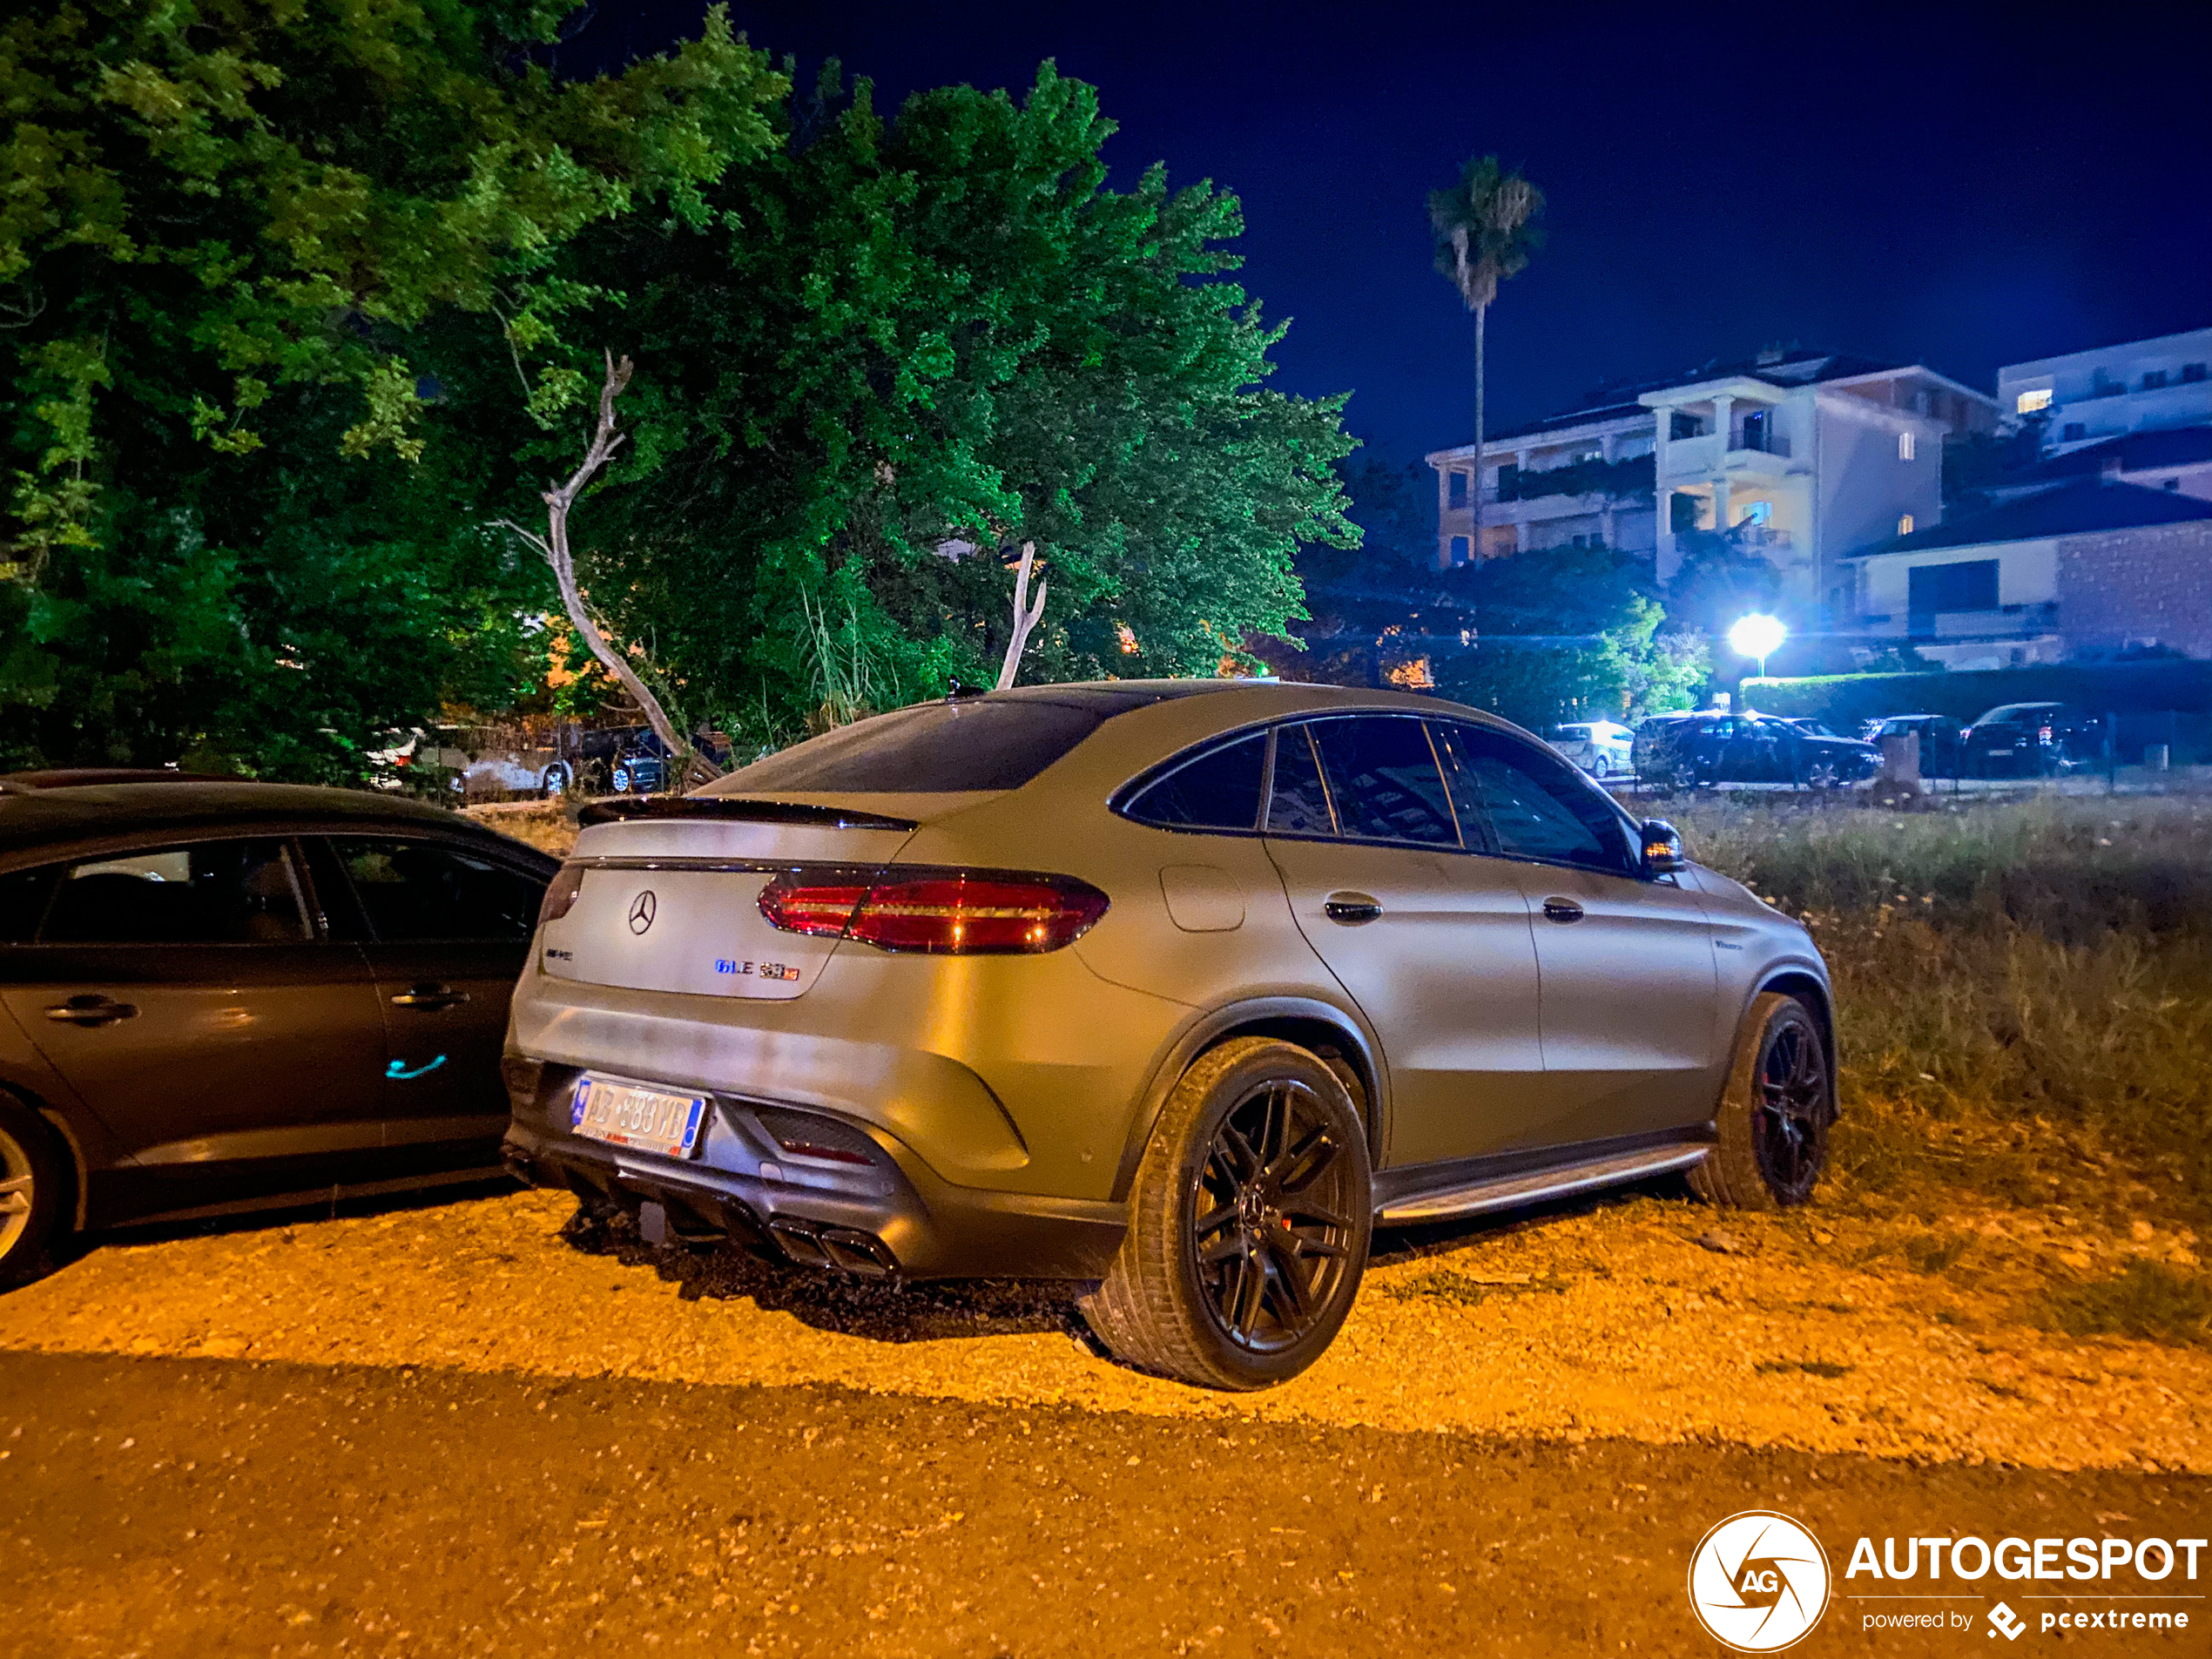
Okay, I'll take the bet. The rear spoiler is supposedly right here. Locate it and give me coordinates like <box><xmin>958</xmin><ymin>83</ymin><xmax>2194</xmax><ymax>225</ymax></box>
<box><xmin>577</xmin><ymin>797</ymin><xmax>918</xmax><ymax>833</ymax></box>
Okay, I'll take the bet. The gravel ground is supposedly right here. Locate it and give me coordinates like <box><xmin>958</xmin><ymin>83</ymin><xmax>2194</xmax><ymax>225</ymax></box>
<box><xmin>3</xmin><ymin>1184</ymin><xmax>2202</xmax><ymax>1472</ymax></box>
<box><xmin>9</xmin><ymin>1350</ymin><xmax>2206</xmax><ymax>1659</ymax></box>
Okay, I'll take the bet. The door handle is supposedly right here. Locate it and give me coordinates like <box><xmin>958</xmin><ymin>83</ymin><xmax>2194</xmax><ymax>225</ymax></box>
<box><xmin>1323</xmin><ymin>893</ymin><xmax>1383</xmax><ymax>925</ymax></box>
<box><xmin>390</xmin><ymin>983</ymin><xmax>470</xmax><ymax>1010</ymax></box>
<box><xmin>1541</xmin><ymin>897</ymin><xmax>1586</xmax><ymax>924</ymax></box>
<box><xmin>44</xmin><ymin>995</ymin><xmax>138</xmax><ymax>1027</ymax></box>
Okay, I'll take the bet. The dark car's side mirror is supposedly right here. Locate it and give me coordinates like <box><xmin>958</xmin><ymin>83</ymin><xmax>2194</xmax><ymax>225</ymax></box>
<box><xmin>1641</xmin><ymin>819</ymin><xmax>1686</xmax><ymax>876</ymax></box>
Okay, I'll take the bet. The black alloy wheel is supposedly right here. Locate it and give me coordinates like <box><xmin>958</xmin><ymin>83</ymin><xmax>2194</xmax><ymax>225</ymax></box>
<box><xmin>1750</xmin><ymin>1013</ymin><xmax>1830</xmax><ymax>1204</ymax></box>
<box><xmin>1189</xmin><ymin>1078</ymin><xmax>1359</xmax><ymax>1356</ymax></box>
<box><xmin>1079</xmin><ymin>1037</ymin><xmax>1372</xmax><ymax>1390</ymax></box>
<box><xmin>1689</xmin><ymin>993</ymin><xmax>1833</xmax><ymax>1212</ymax></box>
<box><xmin>1801</xmin><ymin>758</ymin><xmax>1841</xmax><ymax>791</ymax></box>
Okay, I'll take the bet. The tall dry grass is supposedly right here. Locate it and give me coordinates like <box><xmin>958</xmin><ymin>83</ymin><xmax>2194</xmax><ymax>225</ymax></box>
<box><xmin>1670</xmin><ymin>793</ymin><xmax>2212</xmax><ymax>1222</ymax></box>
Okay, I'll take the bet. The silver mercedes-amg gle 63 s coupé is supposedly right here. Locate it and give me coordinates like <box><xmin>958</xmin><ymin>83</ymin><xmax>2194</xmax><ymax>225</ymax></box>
<box><xmin>501</xmin><ymin>681</ymin><xmax>1835</xmax><ymax>1389</ymax></box>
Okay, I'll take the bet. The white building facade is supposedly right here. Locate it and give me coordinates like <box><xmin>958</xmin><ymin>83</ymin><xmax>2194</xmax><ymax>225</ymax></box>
<box><xmin>1426</xmin><ymin>349</ymin><xmax>1995</xmax><ymax>620</ymax></box>
<box><xmin>1999</xmin><ymin>327</ymin><xmax>2212</xmax><ymax>455</ymax></box>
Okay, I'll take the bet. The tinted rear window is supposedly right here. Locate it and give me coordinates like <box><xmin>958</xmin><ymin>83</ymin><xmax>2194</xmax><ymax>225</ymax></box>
<box><xmin>710</xmin><ymin>699</ymin><xmax>1111</xmax><ymax>793</ymax></box>
<box><xmin>1123</xmin><ymin>732</ymin><xmax>1267</xmax><ymax>832</ymax></box>
<box><xmin>1309</xmin><ymin>717</ymin><xmax>1457</xmax><ymax>846</ymax></box>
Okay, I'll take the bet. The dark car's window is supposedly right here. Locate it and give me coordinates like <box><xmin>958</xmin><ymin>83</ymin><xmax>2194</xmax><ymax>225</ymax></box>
<box><xmin>1307</xmin><ymin>718</ymin><xmax>1458</xmax><ymax>846</ymax></box>
<box><xmin>1437</xmin><ymin>725</ymin><xmax>1635</xmax><ymax>875</ymax></box>
<box><xmin>711</xmin><ymin>696</ymin><xmax>1115</xmax><ymax>793</ymax></box>
<box><xmin>331</xmin><ymin>838</ymin><xmax>543</xmax><ymax>941</ymax></box>
<box><xmin>1265</xmin><ymin>725</ymin><xmax>1336</xmax><ymax>836</ymax></box>
<box><xmin>41</xmin><ymin>840</ymin><xmax>310</xmax><ymax>945</ymax></box>
<box><xmin>0</xmin><ymin>864</ymin><xmax>60</xmax><ymax>943</ymax></box>
<box><xmin>1122</xmin><ymin>732</ymin><xmax>1267</xmax><ymax>832</ymax></box>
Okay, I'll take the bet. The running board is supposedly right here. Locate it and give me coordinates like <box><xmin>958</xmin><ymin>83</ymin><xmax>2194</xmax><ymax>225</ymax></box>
<box><xmin>1376</xmin><ymin>1144</ymin><xmax>1708</xmax><ymax>1225</ymax></box>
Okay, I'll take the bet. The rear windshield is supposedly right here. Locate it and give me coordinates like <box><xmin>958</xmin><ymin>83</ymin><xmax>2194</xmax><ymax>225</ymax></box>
<box><xmin>709</xmin><ymin>698</ymin><xmax>1114</xmax><ymax>794</ymax></box>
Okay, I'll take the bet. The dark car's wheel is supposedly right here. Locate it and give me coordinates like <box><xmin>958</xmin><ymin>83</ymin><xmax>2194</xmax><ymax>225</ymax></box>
<box><xmin>0</xmin><ymin>1095</ymin><xmax>71</xmax><ymax>1290</ymax></box>
<box><xmin>1799</xmin><ymin>758</ymin><xmax>1841</xmax><ymax>791</ymax></box>
<box><xmin>1081</xmin><ymin>1037</ymin><xmax>1372</xmax><ymax>1390</ymax></box>
<box><xmin>1689</xmin><ymin>993</ymin><xmax>1833</xmax><ymax>1211</ymax></box>
<box><xmin>541</xmin><ymin>761</ymin><xmax>572</xmax><ymax>799</ymax></box>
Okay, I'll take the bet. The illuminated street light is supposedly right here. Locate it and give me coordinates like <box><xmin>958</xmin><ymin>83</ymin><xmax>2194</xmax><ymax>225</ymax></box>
<box><xmin>1729</xmin><ymin>613</ymin><xmax>1787</xmax><ymax>679</ymax></box>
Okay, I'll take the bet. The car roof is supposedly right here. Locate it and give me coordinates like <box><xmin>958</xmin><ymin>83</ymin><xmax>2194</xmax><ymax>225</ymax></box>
<box><xmin>0</xmin><ymin>775</ymin><xmax>553</xmax><ymax>866</ymax></box>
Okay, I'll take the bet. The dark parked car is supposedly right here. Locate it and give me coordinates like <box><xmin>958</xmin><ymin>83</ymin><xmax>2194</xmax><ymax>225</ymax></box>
<box><xmin>1959</xmin><ymin>702</ymin><xmax>2100</xmax><ymax>777</ymax></box>
<box><xmin>1632</xmin><ymin>712</ymin><xmax>1880</xmax><ymax>790</ymax></box>
<box><xmin>0</xmin><ymin>772</ymin><xmax>556</xmax><ymax>1285</ymax></box>
<box><xmin>1865</xmin><ymin>714</ymin><xmax>1968</xmax><ymax>779</ymax></box>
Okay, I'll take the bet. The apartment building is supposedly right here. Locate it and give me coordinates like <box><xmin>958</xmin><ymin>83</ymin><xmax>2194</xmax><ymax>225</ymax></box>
<box><xmin>1426</xmin><ymin>347</ymin><xmax>1996</xmax><ymax>617</ymax></box>
<box><xmin>1999</xmin><ymin>326</ymin><xmax>2212</xmax><ymax>455</ymax></box>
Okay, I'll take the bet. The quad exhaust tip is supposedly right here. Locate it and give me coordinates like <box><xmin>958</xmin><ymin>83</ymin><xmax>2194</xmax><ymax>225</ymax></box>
<box><xmin>766</xmin><ymin>1217</ymin><xmax>899</xmax><ymax>1278</ymax></box>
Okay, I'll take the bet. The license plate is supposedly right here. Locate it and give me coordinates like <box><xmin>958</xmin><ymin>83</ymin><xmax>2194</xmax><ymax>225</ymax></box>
<box><xmin>570</xmin><ymin>1076</ymin><xmax>706</xmax><ymax>1159</ymax></box>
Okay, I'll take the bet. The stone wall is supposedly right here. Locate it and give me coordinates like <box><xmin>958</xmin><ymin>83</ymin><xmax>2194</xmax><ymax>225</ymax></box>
<box><xmin>2057</xmin><ymin>519</ymin><xmax>2212</xmax><ymax>658</ymax></box>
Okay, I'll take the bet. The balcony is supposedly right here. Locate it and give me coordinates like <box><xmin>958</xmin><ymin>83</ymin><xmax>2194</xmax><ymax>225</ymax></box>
<box><xmin>1733</xmin><ymin>430</ymin><xmax>1791</xmax><ymax>458</ymax></box>
<box><xmin>1656</xmin><ymin>433</ymin><xmax>1719</xmax><ymax>475</ymax></box>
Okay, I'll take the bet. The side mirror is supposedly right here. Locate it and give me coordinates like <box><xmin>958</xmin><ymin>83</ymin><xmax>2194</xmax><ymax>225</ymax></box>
<box><xmin>1641</xmin><ymin>818</ymin><xmax>1686</xmax><ymax>876</ymax></box>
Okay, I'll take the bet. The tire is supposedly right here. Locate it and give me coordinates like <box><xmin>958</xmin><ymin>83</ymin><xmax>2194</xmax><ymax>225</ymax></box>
<box><xmin>1690</xmin><ymin>993</ymin><xmax>1834</xmax><ymax>1211</ymax></box>
<box><xmin>1800</xmin><ymin>759</ymin><xmax>1840</xmax><ymax>792</ymax></box>
<box><xmin>541</xmin><ymin>762</ymin><xmax>572</xmax><ymax>799</ymax></box>
<box><xmin>0</xmin><ymin>1095</ymin><xmax>71</xmax><ymax>1291</ymax></box>
<box><xmin>1080</xmin><ymin>1037</ymin><xmax>1372</xmax><ymax>1390</ymax></box>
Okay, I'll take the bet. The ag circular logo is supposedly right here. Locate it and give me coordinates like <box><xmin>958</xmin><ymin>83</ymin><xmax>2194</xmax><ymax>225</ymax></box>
<box><xmin>627</xmin><ymin>889</ymin><xmax>658</xmax><ymax>934</ymax></box>
<box><xmin>1688</xmin><ymin>1510</ymin><xmax>1831</xmax><ymax>1652</ymax></box>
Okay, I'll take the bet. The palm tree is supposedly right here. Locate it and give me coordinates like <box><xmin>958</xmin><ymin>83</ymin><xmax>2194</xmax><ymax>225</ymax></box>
<box><xmin>1429</xmin><ymin>157</ymin><xmax>1545</xmax><ymax>562</ymax></box>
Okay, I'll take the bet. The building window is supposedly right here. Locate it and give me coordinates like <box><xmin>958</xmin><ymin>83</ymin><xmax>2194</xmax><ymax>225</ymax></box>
<box><xmin>1898</xmin><ymin>430</ymin><xmax>1916</xmax><ymax>462</ymax></box>
<box><xmin>2014</xmin><ymin>388</ymin><xmax>2053</xmax><ymax>414</ymax></box>
<box><xmin>1669</xmin><ymin>411</ymin><xmax>1704</xmax><ymax>441</ymax></box>
<box><xmin>2062</xmin><ymin>422</ymin><xmax>2086</xmax><ymax>442</ymax></box>
<box><xmin>1737</xmin><ymin>501</ymin><xmax>1772</xmax><ymax>527</ymax></box>
<box><xmin>1907</xmin><ymin>559</ymin><xmax>1999</xmax><ymax>632</ymax></box>
<box><xmin>2141</xmin><ymin>369</ymin><xmax>2169</xmax><ymax>390</ymax></box>
<box><xmin>1448</xmin><ymin>536</ymin><xmax>1471</xmax><ymax>564</ymax></box>
<box><xmin>1447</xmin><ymin>471</ymin><xmax>1467</xmax><ymax>509</ymax></box>
<box><xmin>1897</xmin><ymin>513</ymin><xmax>1915</xmax><ymax>536</ymax></box>
<box><xmin>2182</xmin><ymin>363</ymin><xmax>2208</xmax><ymax>383</ymax></box>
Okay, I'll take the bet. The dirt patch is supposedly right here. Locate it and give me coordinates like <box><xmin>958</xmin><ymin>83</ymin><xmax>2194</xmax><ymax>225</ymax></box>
<box><xmin>3</xmin><ymin>1184</ymin><xmax>2203</xmax><ymax>1472</ymax></box>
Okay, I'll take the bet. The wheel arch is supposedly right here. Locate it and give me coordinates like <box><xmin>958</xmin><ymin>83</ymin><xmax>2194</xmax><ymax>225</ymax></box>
<box><xmin>1109</xmin><ymin>996</ymin><xmax>1386</xmax><ymax>1203</ymax></box>
<box><xmin>1755</xmin><ymin>969</ymin><xmax>1838</xmax><ymax>1079</ymax></box>
<box><xmin>0</xmin><ymin>1079</ymin><xmax>89</xmax><ymax>1233</ymax></box>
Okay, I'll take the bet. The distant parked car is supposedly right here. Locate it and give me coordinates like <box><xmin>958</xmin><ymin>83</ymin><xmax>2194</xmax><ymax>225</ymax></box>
<box><xmin>370</xmin><ymin>726</ymin><xmax>572</xmax><ymax>799</ymax></box>
<box><xmin>1548</xmin><ymin>720</ymin><xmax>1635</xmax><ymax>779</ymax></box>
<box><xmin>1865</xmin><ymin>714</ymin><xmax>1968</xmax><ymax>779</ymax></box>
<box><xmin>1959</xmin><ymin>703</ymin><xmax>2099</xmax><ymax>777</ymax></box>
<box><xmin>0</xmin><ymin>772</ymin><xmax>556</xmax><ymax>1286</ymax></box>
<box><xmin>1633</xmin><ymin>712</ymin><xmax>1880</xmax><ymax>791</ymax></box>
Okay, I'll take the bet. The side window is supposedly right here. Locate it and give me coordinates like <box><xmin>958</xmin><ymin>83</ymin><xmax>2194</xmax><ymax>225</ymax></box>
<box><xmin>1265</xmin><ymin>725</ymin><xmax>1335</xmax><ymax>837</ymax></box>
<box><xmin>1308</xmin><ymin>717</ymin><xmax>1458</xmax><ymax>846</ymax></box>
<box><xmin>41</xmin><ymin>840</ymin><xmax>310</xmax><ymax>944</ymax></box>
<box><xmin>330</xmin><ymin>838</ymin><xmax>543</xmax><ymax>941</ymax></box>
<box><xmin>1437</xmin><ymin>725</ymin><xmax>1635</xmax><ymax>875</ymax></box>
<box><xmin>0</xmin><ymin>864</ymin><xmax>61</xmax><ymax>943</ymax></box>
<box><xmin>1122</xmin><ymin>732</ymin><xmax>1266</xmax><ymax>832</ymax></box>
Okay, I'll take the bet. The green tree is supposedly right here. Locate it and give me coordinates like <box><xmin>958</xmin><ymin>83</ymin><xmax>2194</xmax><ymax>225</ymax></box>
<box><xmin>1427</xmin><ymin>156</ymin><xmax>1544</xmax><ymax>559</ymax></box>
<box><xmin>1433</xmin><ymin>543</ymin><xmax>1704</xmax><ymax>730</ymax></box>
<box><xmin>0</xmin><ymin>2</ymin><xmax>786</xmax><ymax>771</ymax></box>
<box><xmin>499</xmin><ymin>64</ymin><xmax>1356</xmax><ymax>738</ymax></box>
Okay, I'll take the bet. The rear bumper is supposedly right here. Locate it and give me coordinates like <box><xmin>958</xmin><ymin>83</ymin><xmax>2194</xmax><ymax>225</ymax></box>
<box><xmin>501</xmin><ymin>1089</ymin><xmax>1125</xmax><ymax>1282</ymax></box>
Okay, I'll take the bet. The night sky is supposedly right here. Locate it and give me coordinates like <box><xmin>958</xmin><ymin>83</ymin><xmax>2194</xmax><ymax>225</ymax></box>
<box><xmin>557</xmin><ymin>2</ymin><xmax>2212</xmax><ymax>469</ymax></box>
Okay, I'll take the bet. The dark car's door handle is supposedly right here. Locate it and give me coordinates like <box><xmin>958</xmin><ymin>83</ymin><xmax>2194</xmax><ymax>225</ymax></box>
<box><xmin>1323</xmin><ymin>893</ymin><xmax>1383</xmax><ymax>925</ymax></box>
<box><xmin>390</xmin><ymin>983</ymin><xmax>471</xmax><ymax>1010</ymax></box>
<box><xmin>44</xmin><ymin>995</ymin><xmax>138</xmax><ymax>1027</ymax></box>
<box><xmin>1541</xmin><ymin>897</ymin><xmax>1586</xmax><ymax>924</ymax></box>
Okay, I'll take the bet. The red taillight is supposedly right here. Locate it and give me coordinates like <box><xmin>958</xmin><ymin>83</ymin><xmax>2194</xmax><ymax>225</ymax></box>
<box><xmin>758</xmin><ymin>869</ymin><xmax>1108</xmax><ymax>954</ymax></box>
<box><xmin>2038</xmin><ymin>725</ymin><xmax>2054</xmax><ymax>743</ymax></box>
<box><xmin>537</xmin><ymin>862</ymin><xmax>587</xmax><ymax>927</ymax></box>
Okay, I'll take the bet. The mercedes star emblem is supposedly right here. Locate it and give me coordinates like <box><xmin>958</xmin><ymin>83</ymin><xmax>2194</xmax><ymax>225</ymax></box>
<box><xmin>627</xmin><ymin>889</ymin><xmax>658</xmax><ymax>934</ymax></box>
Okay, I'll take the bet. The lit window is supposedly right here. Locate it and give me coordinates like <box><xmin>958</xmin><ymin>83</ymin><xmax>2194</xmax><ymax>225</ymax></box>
<box><xmin>1898</xmin><ymin>431</ymin><xmax>1916</xmax><ymax>461</ymax></box>
<box><xmin>1737</xmin><ymin>501</ymin><xmax>1772</xmax><ymax>526</ymax></box>
<box><xmin>2015</xmin><ymin>388</ymin><xmax>2052</xmax><ymax>414</ymax></box>
<box><xmin>1897</xmin><ymin>513</ymin><xmax>1915</xmax><ymax>536</ymax></box>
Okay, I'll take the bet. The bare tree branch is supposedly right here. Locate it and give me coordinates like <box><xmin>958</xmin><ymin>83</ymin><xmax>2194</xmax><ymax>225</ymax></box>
<box><xmin>528</xmin><ymin>349</ymin><xmax>721</xmax><ymax>785</ymax></box>
<box><xmin>995</xmin><ymin>541</ymin><xmax>1048</xmax><ymax>690</ymax></box>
